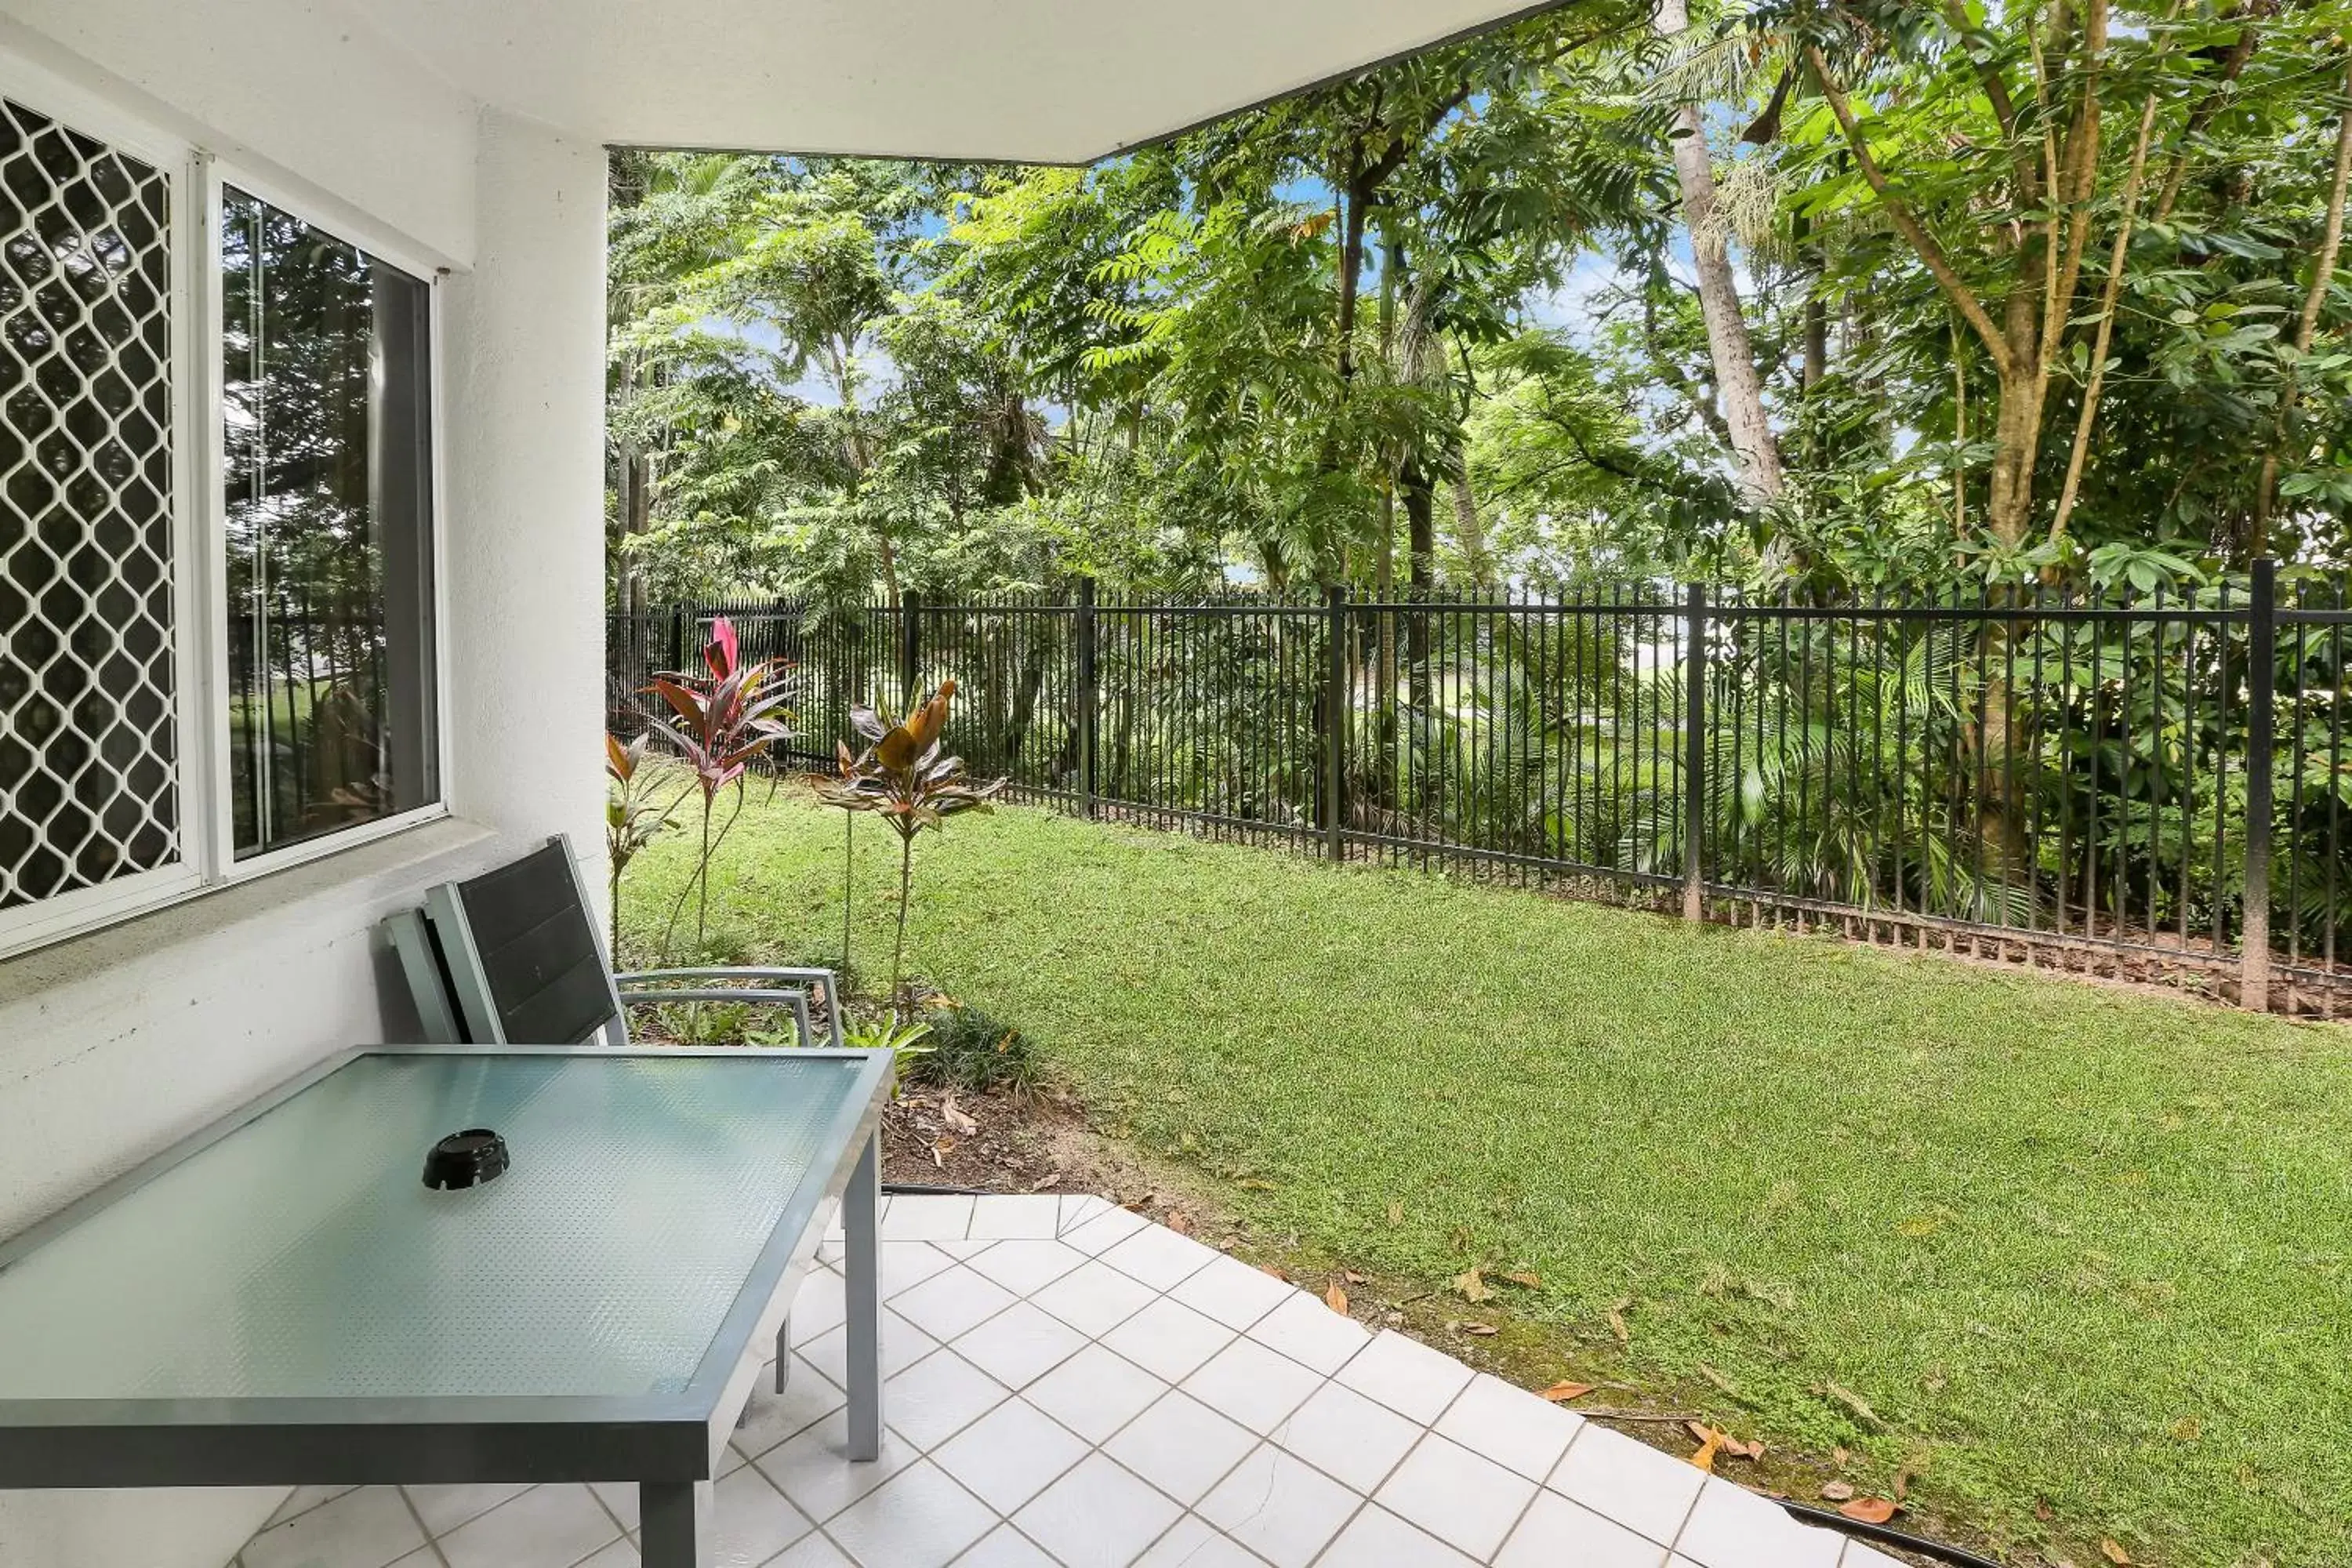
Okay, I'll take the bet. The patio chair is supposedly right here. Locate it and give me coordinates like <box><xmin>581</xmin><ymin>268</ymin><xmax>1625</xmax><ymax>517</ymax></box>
<box><xmin>384</xmin><ymin>834</ymin><xmax>842</xmax><ymax>1049</ymax></box>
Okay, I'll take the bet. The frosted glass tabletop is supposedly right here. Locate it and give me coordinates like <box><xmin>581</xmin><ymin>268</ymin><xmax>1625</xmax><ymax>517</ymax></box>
<box><xmin>0</xmin><ymin>1051</ymin><xmax>876</xmax><ymax>1403</ymax></box>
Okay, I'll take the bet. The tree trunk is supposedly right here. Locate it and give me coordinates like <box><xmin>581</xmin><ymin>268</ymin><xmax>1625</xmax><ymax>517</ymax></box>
<box><xmin>1657</xmin><ymin>0</ymin><xmax>1784</xmax><ymax>510</ymax></box>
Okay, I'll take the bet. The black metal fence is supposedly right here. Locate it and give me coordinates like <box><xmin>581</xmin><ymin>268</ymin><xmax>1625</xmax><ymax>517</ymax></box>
<box><xmin>609</xmin><ymin>561</ymin><xmax>2352</xmax><ymax>1014</ymax></box>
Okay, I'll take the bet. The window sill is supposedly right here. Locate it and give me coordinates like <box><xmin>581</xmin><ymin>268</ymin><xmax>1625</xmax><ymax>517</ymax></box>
<box><xmin>0</xmin><ymin>815</ymin><xmax>504</xmax><ymax>1009</ymax></box>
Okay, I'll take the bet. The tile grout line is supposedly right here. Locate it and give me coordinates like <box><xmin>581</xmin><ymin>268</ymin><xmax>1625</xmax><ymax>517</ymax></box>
<box><xmin>393</xmin><ymin>1484</ymin><xmax>456</xmax><ymax>1568</ymax></box>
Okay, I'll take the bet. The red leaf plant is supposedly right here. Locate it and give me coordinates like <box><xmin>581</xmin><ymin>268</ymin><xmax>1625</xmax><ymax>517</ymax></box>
<box><xmin>644</xmin><ymin>616</ymin><xmax>793</xmax><ymax>951</ymax></box>
<box><xmin>815</xmin><ymin>681</ymin><xmax>1004</xmax><ymax>1012</ymax></box>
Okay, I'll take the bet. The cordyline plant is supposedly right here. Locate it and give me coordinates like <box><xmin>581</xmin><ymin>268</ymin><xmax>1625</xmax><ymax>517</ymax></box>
<box><xmin>604</xmin><ymin>732</ymin><xmax>682</xmax><ymax>956</ymax></box>
<box><xmin>645</xmin><ymin>616</ymin><xmax>793</xmax><ymax>950</ymax></box>
<box><xmin>816</xmin><ymin>680</ymin><xmax>1004</xmax><ymax>1012</ymax></box>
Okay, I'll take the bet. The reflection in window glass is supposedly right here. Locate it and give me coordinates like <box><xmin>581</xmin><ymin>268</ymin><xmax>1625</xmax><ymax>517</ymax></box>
<box><xmin>222</xmin><ymin>188</ymin><xmax>435</xmax><ymax>858</ymax></box>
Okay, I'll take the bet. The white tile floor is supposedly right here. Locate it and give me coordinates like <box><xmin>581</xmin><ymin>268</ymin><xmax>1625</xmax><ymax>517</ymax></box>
<box><xmin>229</xmin><ymin>1196</ymin><xmax>1899</xmax><ymax>1568</ymax></box>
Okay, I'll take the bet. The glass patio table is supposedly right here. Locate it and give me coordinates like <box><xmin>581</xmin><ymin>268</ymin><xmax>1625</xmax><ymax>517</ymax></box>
<box><xmin>0</xmin><ymin>1045</ymin><xmax>894</xmax><ymax>1568</ymax></box>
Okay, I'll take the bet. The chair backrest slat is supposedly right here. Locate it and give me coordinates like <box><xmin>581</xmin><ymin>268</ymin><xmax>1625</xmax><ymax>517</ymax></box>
<box><xmin>437</xmin><ymin>838</ymin><xmax>624</xmax><ymax>1046</ymax></box>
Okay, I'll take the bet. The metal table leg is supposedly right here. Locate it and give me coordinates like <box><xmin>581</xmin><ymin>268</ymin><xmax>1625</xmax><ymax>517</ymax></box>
<box><xmin>844</xmin><ymin>1129</ymin><xmax>882</xmax><ymax>1461</ymax></box>
<box><xmin>640</xmin><ymin>1480</ymin><xmax>712</xmax><ymax>1567</ymax></box>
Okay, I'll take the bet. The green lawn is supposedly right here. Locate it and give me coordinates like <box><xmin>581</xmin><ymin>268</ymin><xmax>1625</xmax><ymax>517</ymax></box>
<box><xmin>624</xmin><ymin>786</ymin><xmax>2352</xmax><ymax>1568</ymax></box>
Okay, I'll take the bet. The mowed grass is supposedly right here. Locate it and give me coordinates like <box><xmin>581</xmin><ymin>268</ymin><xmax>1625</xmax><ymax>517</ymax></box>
<box><xmin>624</xmin><ymin>786</ymin><xmax>2352</xmax><ymax>1568</ymax></box>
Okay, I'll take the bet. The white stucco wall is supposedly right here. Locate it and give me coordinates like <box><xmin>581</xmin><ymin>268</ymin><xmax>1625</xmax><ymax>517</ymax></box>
<box><xmin>0</xmin><ymin>13</ymin><xmax>607</xmax><ymax>1568</ymax></box>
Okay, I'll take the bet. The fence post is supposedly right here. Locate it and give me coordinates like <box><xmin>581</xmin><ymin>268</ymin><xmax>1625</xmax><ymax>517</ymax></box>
<box><xmin>1077</xmin><ymin>577</ymin><xmax>1098</xmax><ymax>819</ymax></box>
<box><xmin>1684</xmin><ymin>581</ymin><xmax>1708</xmax><ymax>923</ymax></box>
<box><xmin>898</xmin><ymin>589</ymin><xmax>921</xmax><ymax>713</ymax></box>
<box><xmin>2242</xmin><ymin>557</ymin><xmax>2276</xmax><ymax>1011</ymax></box>
<box><xmin>1326</xmin><ymin>583</ymin><xmax>1348</xmax><ymax>863</ymax></box>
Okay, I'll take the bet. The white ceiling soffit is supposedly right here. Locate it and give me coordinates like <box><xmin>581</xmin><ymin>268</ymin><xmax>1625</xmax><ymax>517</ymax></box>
<box><xmin>340</xmin><ymin>0</ymin><xmax>1565</xmax><ymax>165</ymax></box>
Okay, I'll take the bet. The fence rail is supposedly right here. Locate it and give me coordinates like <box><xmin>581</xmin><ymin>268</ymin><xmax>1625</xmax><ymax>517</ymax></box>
<box><xmin>608</xmin><ymin>561</ymin><xmax>2352</xmax><ymax>1015</ymax></box>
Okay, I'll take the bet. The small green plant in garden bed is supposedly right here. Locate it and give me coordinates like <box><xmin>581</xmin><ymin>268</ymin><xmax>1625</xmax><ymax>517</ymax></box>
<box><xmin>908</xmin><ymin>1004</ymin><xmax>1039</xmax><ymax>1094</ymax></box>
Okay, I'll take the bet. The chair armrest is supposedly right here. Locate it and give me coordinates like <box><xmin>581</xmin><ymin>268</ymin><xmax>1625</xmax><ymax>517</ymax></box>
<box><xmin>616</xmin><ymin>967</ymin><xmax>839</xmax><ymax>986</ymax></box>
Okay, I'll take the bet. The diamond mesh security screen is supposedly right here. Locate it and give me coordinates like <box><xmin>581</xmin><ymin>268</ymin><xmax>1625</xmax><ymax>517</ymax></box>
<box><xmin>0</xmin><ymin>96</ymin><xmax>179</xmax><ymax>914</ymax></box>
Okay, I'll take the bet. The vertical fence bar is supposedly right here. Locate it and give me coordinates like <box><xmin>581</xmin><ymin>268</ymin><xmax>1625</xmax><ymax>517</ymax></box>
<box><xmin>1684</xmin><ymin>581</ymin><xmax>1707</xmax><ymax>922</ymax></box>
<box><xmin>2243</xmin><ymin>557</ymin><xmax>2276</xmax><ymax>1011</ymax></box>
<box><xmin>898</xmin><ymin>590</ymin><xmax>921</xmax><ymax>713</ymax></box>
<box><xmin>1077</xmin><ymin>578</ymin><xmax>1098</xmax><ymax>820</ymax></box>
<box><xmin>1325</xmin><ymin>583</ymin><xmax>1347</xmax><ymax>862</ymax></box>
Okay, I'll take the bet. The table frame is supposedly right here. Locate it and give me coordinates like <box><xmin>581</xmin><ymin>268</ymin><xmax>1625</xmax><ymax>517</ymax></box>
<box><xmin>0</xmin><ymin>1044</ymin><xmax>895</xmax><ymax>1568</ymax></box>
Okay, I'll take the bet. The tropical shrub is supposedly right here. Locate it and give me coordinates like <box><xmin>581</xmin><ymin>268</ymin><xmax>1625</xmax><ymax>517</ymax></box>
<box><xmin>644</xmin><ymin>615</ymin><xmax>793</xmax><ymax>950</ymax></box>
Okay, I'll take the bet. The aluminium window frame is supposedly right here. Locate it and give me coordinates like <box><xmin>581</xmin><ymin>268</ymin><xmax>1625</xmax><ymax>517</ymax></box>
<box><xmin>0</xmin><ymin>49</ymin><xmax>453</xmax><ymax>961</ymax></box>
<box><xmin>198</xmin><ymin>158</ymin><xmax>453</xmax><ymax>884</ymax></box>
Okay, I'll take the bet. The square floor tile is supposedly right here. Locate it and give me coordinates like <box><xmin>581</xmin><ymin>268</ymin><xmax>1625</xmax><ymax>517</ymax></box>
<box><xmin>573</xmin><ymin>1544</ymin><xmax>638</xmax><ymax>1568</ymax></box>
<box><xmin>1031</xmin><ymin>1259</ymin><xmax>1160</xmax><ymax>1338</ymax></box>
<box><xmin>801</xmin><ymin>1308</ymin><xmax>938</xmax><ymax>1388</ymax></box>
<box><xmin>1171</xmin><ymin>1255</ymin><xmax>1298</xmax><ymax>1331</ymax></box>
<box><xmin>1097</xmin><ymin>1225</ymin><xmax>1222</xmax><ymax>1293</ymax></box>
<box><xmin>1375</xmin><ymin>1433</ymin><xmax>1537</xmax><ymax>1562</ymax></box>
<box><xmin>1196</xmin><ymin>1443</ymin><xmax>1360</xmax><ymax>1566</ymax></box>
<box><xmin>881</xmin><ymin>1240</ymin><xmax>960</xmax><ymax>1298</ymax></box>
<box><xmin>1243</xmin><ymin>1291</ymin><xmax>1372</xmax><ymax>1377</ymax></box>
<box><xmin>405</xmin><ymin>1481</ymin><xmax>529</xmax><ymax>1537</ymax></box>
<box><xmin>1841</xmin><ymin>1544</ymin><xmax>1907</xmax><ymax>1568</ymax></box>
<box><xmin>1496</xmin><ymin>1490</ymin><xmax>1668</xmax><ymax>1568</ymax></box>
<box><xmin>953</xmin><ymin>1299</ymin><xmax>1089</xmax><ymax>1390</ymax></box>
<box><xmin>733</xmin><ymin>1354</ymin><xmax>848</xmax><ymax>1462</ymax></box>
<box><xmin>824</xmin><ymin>1460</ymin><xmax>996</xmax><ymax>1568</ymax></box>
<box><xmin>956</xmin><ymin>1523</ymin><xmax>1062</xmax><ymax>1566</ymax></box>
<box><xmin>1014</xmin><ymin>1454</ymin><xmax>1185</xmax><ymax>1568</ymax></box>
<box><xmin>769</xmin><ymin>1534</ymin><xmax>855</xmax><ymax>1567</ymax></box>
<box><xmin>885</xmin><ymin>1348</ymin><xmax>1011</xmax><ymax>1451</ymax></box>
<box><xmin>1673</xmin><ymin>1477</ymin><xmax>1842</xmax><ymax>1568</ymax></box>
<box><xmin>710</xmin><ymin>1468</ymin><xmax>815</xmax><ymax>1566</ymax></box>
<box><xmin>1026</xmin><ymin>1344</ymin><xmax>1171</xmax><ymax>1443</ymax></box>
<box><xmin>1178</xmin><ymin>1338</ymin><xmax>1324</xmax><ymax>1437</ymax></box>
<box><xmin>437</xmin><ymin>1484</ymin><xmax>619</xmax><ymax>1568</ymax></box>
<box><xmin>589</xmin><ymin>1481</ymin><xmax>639</xmax><ymax>1532</ymax></box>
<box><xmin>968</xmin><ymin>1195</ymin><xmax>1065</xmax><ymax>1240</ymax></box>
<box><xmin>1132</xmin><ymin>1515</ymin><xmax>1265</xmax><ymax>1567</ymax></box>
<box><xmin>1434</xmin><ymin>1373</ymin><xmax>1583</xmax><ymax>1483</ymax></box>
<box><xmin>1333</xmin><ymin>1331</ymin><xmax>1473</xmax><ymax>1425</ymax></box>
<box><xmin>1105</xmin><ymin>1389</ymin><xmax>1258</xmax><ymax>1508</ymax></box>
<box><xmin>1062</xmin><ymin>1204</ymin><xmax>1151</xmax><ymax>1256</ymax></box>
<box><xmin>754</xmin><ymin>1408</ymin><xmax>916</xmax><ymax>1523</ymax></box>
<box><xmin>1102</xmin><ymin>1297</ymin><xmax>1236</xmax><ymax>1383</ymax></box>
<box><xmin>894</xmin><ymin>1265</ymin><xmax>1022</xmax><ymax>1342</ymax></box>
<box><xmin>886</xmin><ymin>1196</ymin><xmax>975</xmax><ymax>1241</ymax></box>
<box><xmin>1547</xmin><ymin>1426</ymin><xmax>1705</xmax><ymax>1548</ymax></box>
<box><xmin>931</xmin><ymin>1397</ymin><xmax>1092</xmax><ymax>1514</ymax></box>
<box><xmin>1270</xmin><ymin>1381</ymin><xmax>1422</xmax><ymax>1495</ymax></box>
<box><xmin>1058</xmin><ymin>1195</ymin><xmax>1114</xmax><ymax>1232</ymax></box>
<box><xmin>245</xmin><ymin>1486</ymin><xmax>426</xmax><ymax>1568</ymax></box>
<box><xmin>789</xmin><ymin>1269</ymin><xmax>848</xmax><ymax>1347</ymax></box>
<box><xmin>1320</xmin><ymin>1504</ymin><xmax>1482</xmax><ymax>1566</ymax></box>
<box><xmin>967</xmin><ymin>1238</ymin><xmax>1089</xmax><ymax>1298</ymax></box>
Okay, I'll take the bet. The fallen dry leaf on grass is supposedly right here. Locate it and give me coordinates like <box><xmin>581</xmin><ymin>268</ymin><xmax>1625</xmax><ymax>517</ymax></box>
<box><xmin>1606</xmin><ymin>1303</ymin><xmax>1631</xmax><ymax>1344</ymax></box>
<box><xmin>1537</xmin><ymin>1381</ymin><xmax>1594</xmax><ymax>1403</ymax></box>
<box><xmin>939</xmin><ymin>1097</ymin><xmax>978</xmax><ymax>1136</ymax></box>
<box><xmin>2100</xmin><ymin>1542</ymin><xmax>2132</xmax><ymax>1566</ymax></box>
<box><xmin>1498</xmin><ymin>1270</ymin><xmax>1542</xmax><ymax>1290</ymax></box>
<box><xmin>1457</xmin><ymin>1321</ymin><xmax>1498</xmax><ymax>1337</ymax></box>
<box><xmin>1386</xmin><ymin>1200</ymin><xmax>1404</xmax><ymax>1225</ymax></box>
<box><xmin>1167</xmin><ymin>1210</ymin><xmax>1195</xmax><ymax>1236</ymax></box>
<box><xmin>1686</xmin><ymin>1428</ymin><xmax>1723</xmax><ymax>1472</ymax></box>
<box><xmin>1819</xmin><ymin>1481</ymin><xmax>1855</xmax><ymax>1502</ymax></box>
<box><xmin>1453</xmin><ymin>1268</ymin><xmax>1494</xmax><ymax>1304</ymax></box>
<box><xmin>1838</xmin><ymin>1497</ymin><xmax>1899</xmax><ymax>1524</ymax></box>
<box><xmin>1324</xmin><ymin>1280</ymin><xmax>1349</xmax><ymax>1315</ymax></box>
<box><xmin>1820</xmin><ymin>1381</ymin><xmax>1885</xmax><ymax>1432</ymax></box>
<box><xmin>1261</xmin><ymin>1265</ymin><xmax>1292</xmax><ymax>1283</ymax></box>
